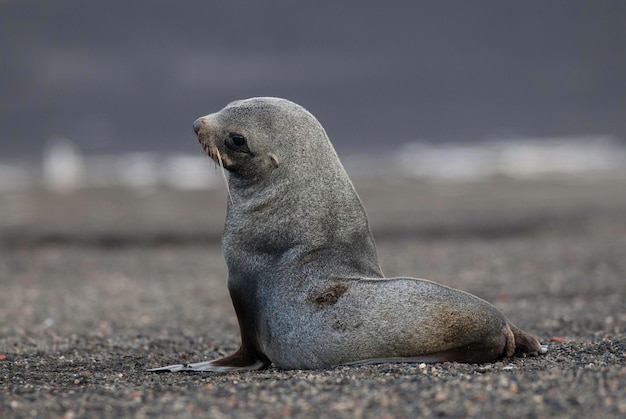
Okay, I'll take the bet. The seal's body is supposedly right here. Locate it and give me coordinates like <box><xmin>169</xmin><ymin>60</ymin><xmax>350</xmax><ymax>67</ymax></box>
<box><xmin>149</xmin><ymin>97</ymin><xmax>543</xmax><ymax>372</ymax></box>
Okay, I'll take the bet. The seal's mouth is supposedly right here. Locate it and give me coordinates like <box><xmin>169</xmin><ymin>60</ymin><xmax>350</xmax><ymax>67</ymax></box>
<box><xmin>198</xmin><ymin>137</ymin><xmax>233</xmax><ymax>204</ymax></box>
<box><xmin>194</xmin><ymin>117</ymin><xmax>221</xmax><ymax>165</ymax></box>
<box><xmin>199</xmin><ymin>140</ymin><xmax>219</xmax><ymax>164</ymax></box>
<box><xmin>198</xmin><ymin>137</ymin><xmax>234</xmax><ymax>170</ymax></box>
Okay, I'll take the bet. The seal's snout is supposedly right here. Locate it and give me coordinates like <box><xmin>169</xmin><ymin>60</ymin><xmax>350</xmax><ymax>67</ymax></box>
<box><xmin>193</xmin><ymin>119</ymin><xmax>204</xmax><ymax>134</ymax></box>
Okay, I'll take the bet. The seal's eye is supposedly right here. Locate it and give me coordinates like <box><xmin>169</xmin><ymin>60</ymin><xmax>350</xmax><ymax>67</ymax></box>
<box><xmin>226</xmin><ymin>133</ymin><xmax>253</xmax><ymax>155</ymax></box>
<box><xmin>231</xmin><ymin>134</ymin><xmax>246</xmax><ymax>147</ymax></box>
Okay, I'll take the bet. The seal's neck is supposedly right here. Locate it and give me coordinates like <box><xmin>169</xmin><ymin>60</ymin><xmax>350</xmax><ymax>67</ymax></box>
<box><xmin>223</xmin><ymin>160</ymin><xmax>383</xmax><ymax>282</ymax></box>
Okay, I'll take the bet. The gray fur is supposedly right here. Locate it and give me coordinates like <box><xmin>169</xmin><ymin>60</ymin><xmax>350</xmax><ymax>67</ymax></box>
<box><xmin>148</xmin><ymin>97</ymin><xmax>544</xmax><ymax>372</ymax></box>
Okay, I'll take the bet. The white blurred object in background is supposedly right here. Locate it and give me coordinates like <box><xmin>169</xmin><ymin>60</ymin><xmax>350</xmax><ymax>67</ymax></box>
<box><xmin>42</xmin><ymin>137</ymin><xmax>84</xmax><ymax>192</ymax></box>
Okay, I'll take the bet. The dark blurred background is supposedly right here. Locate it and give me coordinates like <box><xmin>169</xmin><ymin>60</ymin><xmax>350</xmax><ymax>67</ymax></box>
<box><xmin>2</xmin><ymin>0</ymin><xmax>625</xmax><ymax>159</ymax></box>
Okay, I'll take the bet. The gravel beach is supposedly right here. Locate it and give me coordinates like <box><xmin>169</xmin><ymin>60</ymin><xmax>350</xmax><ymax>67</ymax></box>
<box><xmin>1</xmin><ymin>177</ymin><xmax>625</xmax><ymax>418</ymax></box>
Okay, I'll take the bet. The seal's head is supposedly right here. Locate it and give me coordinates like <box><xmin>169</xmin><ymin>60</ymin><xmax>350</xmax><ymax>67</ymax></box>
<box><xmin>193</xmin><ymin>97</ymin><xmax>338</xmax><ymax>181</ymax></box>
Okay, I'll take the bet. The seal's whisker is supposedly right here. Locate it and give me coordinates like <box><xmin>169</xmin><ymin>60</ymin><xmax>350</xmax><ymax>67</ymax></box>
<box><xmin>215</xmin><ymin>148</ymin><xmax>233</xmax><ymax>205</ymax></box>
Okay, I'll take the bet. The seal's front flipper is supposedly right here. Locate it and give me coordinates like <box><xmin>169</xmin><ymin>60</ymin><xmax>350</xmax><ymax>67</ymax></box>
<box><xmin>147</xmin><ymin>358</ymin><xmax>267</xmax><ymax>372</ymax></box>
<box><xmin>147</xmin><ymin>345</ymin><xmax>271</xmax><ymax>372</ymax></box>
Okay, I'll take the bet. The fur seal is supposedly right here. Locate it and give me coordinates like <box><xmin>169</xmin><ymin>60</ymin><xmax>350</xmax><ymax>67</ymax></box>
<box><xmin>149</xmin><ymin>97</ymin><xmax>545</xmax><ymax>372</ymax></box>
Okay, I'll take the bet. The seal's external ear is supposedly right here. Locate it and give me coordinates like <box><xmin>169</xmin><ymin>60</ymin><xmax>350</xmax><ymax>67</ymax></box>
<box><xmin>268</xmin><ymin>153</ymin><xmax>280</xmax><ymax>168</ymax></box>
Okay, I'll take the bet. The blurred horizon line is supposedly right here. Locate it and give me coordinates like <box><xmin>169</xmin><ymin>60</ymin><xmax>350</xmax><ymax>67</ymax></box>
<box><xmin>1</xmin><ymin>135</ymin><xmax>625</xmax><ymax>193</ymax></box>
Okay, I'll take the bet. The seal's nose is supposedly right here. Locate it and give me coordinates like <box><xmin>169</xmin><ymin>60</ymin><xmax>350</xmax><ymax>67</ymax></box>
<box><xmin>193</xmin><ymin>119</ymin><xmax>203</xmax><ymax>134</ymax></box>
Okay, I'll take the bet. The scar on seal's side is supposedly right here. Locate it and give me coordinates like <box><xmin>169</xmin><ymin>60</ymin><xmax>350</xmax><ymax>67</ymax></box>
<box><xmin>149</xmin><ymin>97</ymin><xmax>546</xmax><ymax>372</ymax></box>
<box><xmin>309</xmin><ymin>282</ymin><xmax>349</xmax><ymax>308</ymax></box>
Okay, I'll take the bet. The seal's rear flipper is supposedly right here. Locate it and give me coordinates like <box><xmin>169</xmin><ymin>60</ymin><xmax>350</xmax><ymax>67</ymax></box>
<box><xmin>510</xmin><ymin>323</ymin><xmax>547</xmax><ymax>356</ymax></box>
<box><xmin>147</xmin><ymin>358</ymin><xmax>266</xmax><ymax>372</ymax></box>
